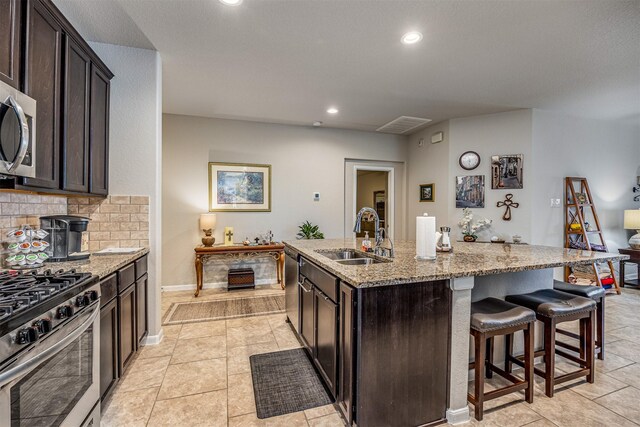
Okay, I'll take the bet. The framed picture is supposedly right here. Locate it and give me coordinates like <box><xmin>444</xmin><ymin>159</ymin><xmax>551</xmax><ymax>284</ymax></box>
<box><xmin>209</xmin><ymin>162</ymin><xmax>271</xmax><ymax>212</ymax></box>
<box><xmin>419</xmin><ymin>184</ymin><xmax>435</xmax><ymax>202</ymax></box>
<box><xmin>491</xmin><ymin>154</ymin><xmax>523</xmax><ymax>189</ymax></box>
<box><xmin>456</xmin><ymin>175</ymin><xmax>485</xmax><ymax>208</ymax></box>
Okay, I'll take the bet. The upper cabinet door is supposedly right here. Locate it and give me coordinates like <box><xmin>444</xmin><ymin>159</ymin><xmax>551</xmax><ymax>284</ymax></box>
<box><xmin>20</xmin><ymin>0</ymin><xmax>62</xmax><ymax>189</ymax></box>
<box><xmin>0</xmin><ymin>0</ymin><xmax>22</xmax><ymax>89</ymax></box>
<box><xmin>62</xmin><ymin>37</ymin><xmax>90</xmax><ymax>193</ymax></box>
<box><xmin>89</xmin><ymin>64</ymin><xmax>110</xmax><ymax>195</ymax></box>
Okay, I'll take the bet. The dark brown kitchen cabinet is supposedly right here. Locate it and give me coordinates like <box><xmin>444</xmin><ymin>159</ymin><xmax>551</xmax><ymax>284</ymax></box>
<box><xmin>100</xmin><ymin>295</ymin><xmax>118</xmax><ymax>401</ymax></box>
<box><xmin>62</xmin><ymin>36</ymin><xmax>90</xmax><ymax>193</ymax></box>
<box><xmin>299</xmin><ymin>278</ymin><xmax>314</xmax><ymax>350</ymax></box>
<box><xmin>313</xmin><ymin>287</ymin><xmax>338</xmax><ymax>398</ymax></box>
<box><xmin>135</xmin><ymin>273</ymin><xmax>148</xmax><ymax>345</ymax></box>
<box><xmin>20</xmin><ymin>0</ymin><xmax>62</xmax><ymax>190</ymax></box>
<box><xmin>117</xmin><ymin>282</ymin><xmax>137</xmax><ymax>375</ymax></box>
<box><xmin>89</xmin><ymin>64</ymin><xmax>110</xmax><ymax>195</ymax></box>
<box><xmin>338</xmin><ymin>282</ymin><xmax>355</xmax><ymax>425</ymax></box>
<box><xmin>0</xmin><ymin>0</ymin><xmax>21</xmax><ymax>89</ymax></box>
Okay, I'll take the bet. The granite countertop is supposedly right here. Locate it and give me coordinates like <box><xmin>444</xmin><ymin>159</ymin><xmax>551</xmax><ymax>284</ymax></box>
<box><xmin>34</xmin><ymin>248</ymin><xmax>149</xmax><ymax>279</ymax></box>
<box><xmin>283</xmin><ymin>239</ymin><xmax>629</xmax><ymax>288</ymax></box>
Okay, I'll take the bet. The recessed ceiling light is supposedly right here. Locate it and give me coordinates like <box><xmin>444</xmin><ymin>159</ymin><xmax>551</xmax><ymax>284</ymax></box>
<box><xmin>219</xmin><ymin>0</ymin><xmax>242</xmax><ymax>6</ymax></box>
<box><xmin>326</xmin><ymin>107</ymin><xmax>339</xmax><ymax>114</ymax></box>
<box><xmin>401</xmin><ymin>31</ymin><xmax>423</xmax><ymax>45</ymax></box>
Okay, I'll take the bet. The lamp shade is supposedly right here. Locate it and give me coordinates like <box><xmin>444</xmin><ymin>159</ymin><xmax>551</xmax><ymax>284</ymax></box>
<box><xmin>624</xmin><ymin>209</ymin><xmax>640</xmax><ymax>230</ymax></box>
<box><xmin>200</xmin><ymin>213</ymin><xmax>217</xmax><ymax>230</ymax></box>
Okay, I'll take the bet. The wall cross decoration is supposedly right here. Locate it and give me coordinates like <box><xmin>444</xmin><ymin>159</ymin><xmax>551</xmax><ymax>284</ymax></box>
<box><xmin>497</xmin><ymin>193</ymin><xmax>519</xmax><ymax>221</ymax></box>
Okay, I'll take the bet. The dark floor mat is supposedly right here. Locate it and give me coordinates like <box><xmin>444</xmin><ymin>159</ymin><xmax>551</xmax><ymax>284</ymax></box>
<box><xmin>250</xmin><ymin>348</ymin><xmax>334</xmax><ymax>419</ymax></box>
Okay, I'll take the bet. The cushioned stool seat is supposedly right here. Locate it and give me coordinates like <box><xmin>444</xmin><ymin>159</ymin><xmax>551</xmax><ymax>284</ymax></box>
<box><xmin>471</xmin><ymin>298</ymin><xmax>536</xmax><ymax>332</ymax></box>
<box><xmin>553</xmin><ymin>280</ymin><xmax>606</xmax><ymax>360</ymax></box>
<box><xmin>505</xmin><ymin>289</ymin><xmax>596</xmax><ymax>397</ymax></box>
<box><xmin>468</xmin><ymin>298</ymin><xmax>536</xmax><ymax>421</ymax></box>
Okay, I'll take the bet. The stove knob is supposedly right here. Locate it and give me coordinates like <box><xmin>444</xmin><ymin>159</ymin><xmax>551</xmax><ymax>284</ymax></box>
<box><xmin>33</xmin><ymin>318</ymin><xmax>53</xmax><ymax>334</ymax></box>
<box><xmin>75</xmin><ymin>295</ymin><xmax>90</xmax><ymax>308</ymax></box>
<box><xmin>56</xmin><ymin>305</ymin><xmax>74</xmax><ymax>319</ymax></box>
<box><xmin>16</xmin><ymin>327</ymin><xmax>39</xmax><ymax>344</ymax></box>
<box><xmin>86</xmin><ymin>290</ymin><xmax>99</xmax><ymax>302</ymax></box>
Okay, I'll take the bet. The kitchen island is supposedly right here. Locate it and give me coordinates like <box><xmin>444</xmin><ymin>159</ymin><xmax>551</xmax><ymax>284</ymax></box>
<box><xmin>283</xmin><ymin>239</ymin><xmax>628</xmax><ymax>426</ymax></box>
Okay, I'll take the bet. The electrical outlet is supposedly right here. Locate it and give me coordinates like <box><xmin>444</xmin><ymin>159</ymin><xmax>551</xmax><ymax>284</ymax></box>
<box><xmin>550</xmin><ymin>198</ymin><xmax>561</xmax><ymax>207</ymax></box>
<box><xmin>313</xmin><ymin>192</ymin><xmax>320</xmax><ymax>201</ymax></box>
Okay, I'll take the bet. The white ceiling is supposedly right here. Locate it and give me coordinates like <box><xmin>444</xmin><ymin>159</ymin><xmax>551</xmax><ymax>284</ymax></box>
<box><xmin>54</xmin><ymin>0</ymin><xmax>640</xmax><ymax>132</ymax></box>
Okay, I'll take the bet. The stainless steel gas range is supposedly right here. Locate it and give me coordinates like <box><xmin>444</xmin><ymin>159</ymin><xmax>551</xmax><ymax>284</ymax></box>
<box><xmin>0</xmin><ymin>269</ymin><xmax>101</xmax><ymax>427</ymax></box>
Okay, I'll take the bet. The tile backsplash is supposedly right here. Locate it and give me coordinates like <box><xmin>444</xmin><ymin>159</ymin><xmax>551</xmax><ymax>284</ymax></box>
<box><xmin>0</xmin><ymin>193</ymin><xmax>149</xmax><ymax>252</ymax></box>
<box><xmin>68</xmin><ymin>195</ymin><xmax>149</xmax><ymax>251</ymax></box>
<box><xmin>0</xmin><ymin>193</ymin><xmax>67</xmax><ymax>236</ymax></box>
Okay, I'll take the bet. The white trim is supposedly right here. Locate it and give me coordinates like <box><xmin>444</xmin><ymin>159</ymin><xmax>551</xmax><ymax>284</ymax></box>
<box><xmin>141</xmin><ymin>328</ymin><xmax>164</xmax><ymax>346</ymax></box>
<box><xmin>351</xmin><ymin>164</ymin><xmax>395</xmax><ymax>240</ymax></box>
<box><xmin>161</xmin><ymin>280</ymin><xmax>278</xmax><ymax>292</ymax></box>
<box><xmin>446</xmin><ymin>407</ymin><xmax>471</xmax><ymax>425</ymax></box>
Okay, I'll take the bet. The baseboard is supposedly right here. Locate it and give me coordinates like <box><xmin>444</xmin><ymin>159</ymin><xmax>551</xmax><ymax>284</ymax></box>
<box><xmin>162</xmin><ymin>280</ymin><xmax>278</xmax><ymax>292</ymax></box>
<box><xmin>446</xmin><ymin>407</ymin><xmax>470</xmax><ymax>425</ymax></box>
<box><xmin>141</xmin><ymin>329</ymin><xmax>164</xmax><ymax>346</ymax></box>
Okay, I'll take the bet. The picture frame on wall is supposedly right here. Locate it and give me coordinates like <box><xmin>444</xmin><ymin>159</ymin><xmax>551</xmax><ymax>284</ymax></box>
<box><xmin>491</xmin><ymin>154</ymin><xmax>523</xmax><ymax>189</ymax></box>
<box><xmin>455</xmin><ymin>175</ymin><xmax>485</xmax><ymax>208</ymax></box>
<box><xmin>419</xmin><ymin>183</ymin><xmax>435</xmax><ymax>202</ymax></box>
<box><xmin>209</xmin><ymin>162</ymin><xmax>271</xmax><ymax>212</ymax></box>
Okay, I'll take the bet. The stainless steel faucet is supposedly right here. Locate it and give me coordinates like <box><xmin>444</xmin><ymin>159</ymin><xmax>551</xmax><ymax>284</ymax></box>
<box><xmin>353</xmin><ymin>207</ymin><xmax>382</xmax><ymax>248</ymax></box>
<box><xmin>376</xmin><ymin>227</ymin><xmax>395</xmax><ymax>258</ymax></box>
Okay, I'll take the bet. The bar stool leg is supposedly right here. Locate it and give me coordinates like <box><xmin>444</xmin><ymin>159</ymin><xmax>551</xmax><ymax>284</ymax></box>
<box><xmin>524</xmin><ymin>322</ymin><xmax>534</xmax><ymax>403</ymax></box>
<box><xmin>486</xmin><ymin>336</ymin><xmax>494</xmax><ymax>379</ymax></box>
<box><xmin>586</xmin><ymin>310</ymin><xmax>595</xmax><ymax>383</ymax></box>
<box><xmin>474</xmin><ymin>331</ymin><xmax>486</xmax><ymax>421</ymax></box>
<box><xmin>597</xmin><ymin>298</ymin><xmax>604</xmax><ymax>360</ymax></box>
<box><xmin>543</xmin><ymin>318</ymin><xmax>556</xmax><ymax>398</ymax></box>
<box><xmin>504</xmin><ymin>333</ymin><xmax>513</xmax><ymax>374</ymax></box>
<box><xmin>579</xmin><ymin>319</ymin><xmax>586</xmax><ymax>359</ymax></box>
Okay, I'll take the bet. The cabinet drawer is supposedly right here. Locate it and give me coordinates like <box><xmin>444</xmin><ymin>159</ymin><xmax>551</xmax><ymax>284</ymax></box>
<box><xmin>135</xmin><ymin>255</ymin><xmax>148</xmax><ymax>279</ymax></box>
<box><xmin>300</xmin><ymin>257</ymin><xmax>338</xmax><ymax>302</ymax></box>
<box><xmin>118</xmin><ymin>263</ymin><xmax>135</xmax><ymax>292</ymax></box>
<box><xmin>100</xmin><ymin>273</ymin><xmax>117</xmax><ymax>308</ymax></box>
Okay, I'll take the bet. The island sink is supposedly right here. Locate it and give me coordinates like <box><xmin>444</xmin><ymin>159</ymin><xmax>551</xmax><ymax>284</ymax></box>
<box><xmin>315</xmin><ymin>249</ymin><xmax>389</xmax><ymax>264</ymax></box>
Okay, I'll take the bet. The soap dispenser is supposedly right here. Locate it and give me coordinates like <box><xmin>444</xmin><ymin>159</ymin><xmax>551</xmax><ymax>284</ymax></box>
<box><xmin>362</xmin><ymin>231</ymin><xmax>372</xmax><ymax>252</ymax></box>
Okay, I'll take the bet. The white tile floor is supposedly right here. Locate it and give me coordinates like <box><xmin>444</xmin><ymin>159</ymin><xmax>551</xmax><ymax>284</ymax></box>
<box><xmin>101</xmin><ymin>285</ymin><xmax>640</xmax><ymax>426</ymax></box>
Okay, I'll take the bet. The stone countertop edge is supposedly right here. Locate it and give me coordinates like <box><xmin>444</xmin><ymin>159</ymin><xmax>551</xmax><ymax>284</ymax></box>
<box><xmin>283</xmin><ymin>239</ymin><xmax>629</xmax><ymax>288</ymax></box>
<box><xmin>34</xmin><ymin>248</ymin><xmax>150</xmax><ymax>279</ymax></box>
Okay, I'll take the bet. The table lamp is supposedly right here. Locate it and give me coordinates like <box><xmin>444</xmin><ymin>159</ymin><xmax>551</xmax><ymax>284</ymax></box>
<box><xmin>624</xmin><ymin>209</ymin><xmax>640</xmax><ymax>249</ymax></box>
<box><xmin>200</xmin><ymin>213</ymin><xmax>217</xmax><ymax>246</ymax></box>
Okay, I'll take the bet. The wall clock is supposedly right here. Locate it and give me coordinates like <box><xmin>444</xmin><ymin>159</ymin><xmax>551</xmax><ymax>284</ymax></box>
<box><xmin>459</xmin><ymin>151</ymin><xmax>481</xmax><ymax>170</ymax></box>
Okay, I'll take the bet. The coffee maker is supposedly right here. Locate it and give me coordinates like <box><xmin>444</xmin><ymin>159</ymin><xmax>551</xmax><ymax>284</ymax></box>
<box><xmin>39</xmin><ymin>215</ymin><xmax>91</xmax><ymax>262</ymax></box>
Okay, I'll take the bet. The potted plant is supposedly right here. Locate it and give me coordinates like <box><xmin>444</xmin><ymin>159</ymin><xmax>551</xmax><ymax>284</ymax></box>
<box><xmin>297</xmin><ymin>221</ymin><xmax>325</xmax><ymax>239</ymax></box>
<box><xmin>458</xmin><ymin>208</ymin><xmax>491</xmax><ymax>242</ymax></box>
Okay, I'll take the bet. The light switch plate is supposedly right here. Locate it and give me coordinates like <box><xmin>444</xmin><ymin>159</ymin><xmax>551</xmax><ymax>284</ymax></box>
<box><xmin>550</xmin><ymin>198</ymin><xmax>561</xmax><ymax>207</ymax></box>
<box><xmin>313</xmin><ymin>192</ymin><xmax>320</xmax><ymax>201</ymax></box>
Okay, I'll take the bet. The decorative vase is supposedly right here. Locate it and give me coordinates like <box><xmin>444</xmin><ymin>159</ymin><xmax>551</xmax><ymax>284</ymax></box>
<box><xmin>463</xmin><ymin>235</ymin><xmax>476</xmax><ymax>242</ymax></box>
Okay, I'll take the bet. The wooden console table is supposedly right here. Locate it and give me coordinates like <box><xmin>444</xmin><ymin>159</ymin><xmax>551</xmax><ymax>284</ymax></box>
<box><xmin>619</xmin><ymin>247</ymin><xmax>640</xmax><ymax>288</ymax></box>
<box><xmin>194</xmin><ymin>243</ymin><xmax>285</xmax><ymax>297</ymax></box>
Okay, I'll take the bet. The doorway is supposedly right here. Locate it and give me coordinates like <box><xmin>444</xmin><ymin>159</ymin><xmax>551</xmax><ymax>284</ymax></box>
<box><xmin>355</xmin><ymin>170</ymin><xmax>389</xmax><ymax>237</ymax></box>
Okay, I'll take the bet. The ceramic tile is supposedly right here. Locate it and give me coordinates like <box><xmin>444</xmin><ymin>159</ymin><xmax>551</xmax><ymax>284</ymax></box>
<box><xmin>595</xmin><ymin>386</ymin><xmax>640</xmax><ymax>422</ymax></box>
<box><xmin>171</xmin><ymin>335</ymin><xmax>227</xmax><ymax>364</ymax></box>
<box><xmin>138</xmin><ymin>338</ymin><xmax>177</xmax><ymax>359</ymax></box>
<box><xmin>607</xmin><ymin>325</ymin><xmax>640</xmax><ymax>344</ymax></box>
<box><xmin>227</xmin><ymin>322</ymin><xmax>277</xmax><ymax>349</ymax></box>
<box><xmin>118</xmin><ymin>356</ymin><xmax>170</xmax><ymax>392</ymax></box>
<box><xmin>227</xmin><ymin>341</ymin><xmax>280</xmax><ymax>375</ymax></box>
<box><xmin>557</xmin><ymin>373</ymin><xmax>628</xmax><ymax>400</ymax></box>
<box><xmin>606</xmin><ymin>339</ymin><xmax>640</xmax><ymax>363</ymax></box>
<box><xmin>607</xmin><ymin>363</ymin><xmax>640</xmax><ymax>389</ymax></box>
<box><xmin>228</xmin><ymin>373</ymin><xmax>256</xmax><ymax>417</ymax></box>
<box><xmin>147</xmin><ymin>389</ymin><xmax>227</xmax><ymax>427</ymax></box>
<box><xmin>157</xmin><ymin>358</ymin><xmax>227</xmax><ymax>400</ymax></box>
<box><xmin>161</xmin><ymin>324</ymin><xmax>182</xmax><ymax>339</ymax></box>
<box><xmin>178</xmin><ymin>320</ymin><xmax>226</xmax><ymax>339</ymax></box>
<box><xmin>307</xmin><ymin>413</ymin><xmax>346</xmax><ymax>427</ymax></box>
<box><xmin>101</xmin><ymin>386</ymin><xmax>158</xmax><ymax>427</ymax></box>
<box><xmin>304</xmin><ymin>404</ymin><xmax>339</xmax><ymax>420</ymax></box>
<box><xmin>227</xmin><ymin>315</ymin><xmax>272</xmax><ymax>329</ymax></box>
<box><xmin>228</xmin><ymin>411</ymin><xmax>308</xmax><ymax>426</ymax></box>
<box><xmin>271</xmin><ymin>321</ymin><xmax>303</xmax><ymax>350</ymax></box>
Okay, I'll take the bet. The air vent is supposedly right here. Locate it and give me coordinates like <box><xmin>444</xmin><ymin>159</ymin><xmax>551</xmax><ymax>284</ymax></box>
<box><xmin>376</xmin><ymin>116</ymin><xmax>432</xmax><ymax>135</ymax></box>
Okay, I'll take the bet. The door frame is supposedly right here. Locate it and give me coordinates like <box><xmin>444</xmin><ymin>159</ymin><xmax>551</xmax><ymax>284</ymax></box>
<box><xmin>350</xmin><ymin>164</ymin><xmax>395</xmax><ymax>239</ymax></box>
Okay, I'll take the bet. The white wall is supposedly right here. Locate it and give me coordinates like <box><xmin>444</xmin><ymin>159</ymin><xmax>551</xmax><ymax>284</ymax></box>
<box><xmin>531</xmin><ymin>110</ymin><xmax>640</xmax><ymax>251</ymax></box>
<box><xmin>162</xmin><ymin>114</ymin><xmax>407</xmax><ymax>287</ymax></box>
<box><xmin>90</xmin><ymin>42</ymin><xmax>163</xmax><ymax>338</ymax></box>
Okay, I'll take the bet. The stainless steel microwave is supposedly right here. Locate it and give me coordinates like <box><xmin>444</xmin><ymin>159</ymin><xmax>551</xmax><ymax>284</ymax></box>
<box><xmin>0</xmin><ymin>79</ymin><xmax>36</xmax><ymax>178</ymax></box>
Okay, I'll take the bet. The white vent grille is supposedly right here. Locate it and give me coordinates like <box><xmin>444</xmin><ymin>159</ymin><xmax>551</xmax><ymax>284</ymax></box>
<box><xmin>376</xmin><ymin>116</ymin><xmax>432</xmax><ymax>135</ymax></box>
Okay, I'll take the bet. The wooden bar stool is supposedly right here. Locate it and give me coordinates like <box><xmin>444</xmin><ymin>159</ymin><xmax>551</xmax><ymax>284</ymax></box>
<box><xmin>506</xmin><ymin>289</ymin><xmax>596</xmax><ymax>398</ymax></box>
<box><xmin>553</xmin><ymin>280</ymin><xmax>605</xmax><ymax>360</ymax></box>
<box><xmin>468</xmin><ymin>298</ymin><xmax>536</xmax><ymax>421</ymax></box>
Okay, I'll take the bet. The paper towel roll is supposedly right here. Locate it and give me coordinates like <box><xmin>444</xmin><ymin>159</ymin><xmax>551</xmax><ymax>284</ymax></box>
<box><xmin>416</xmin><ymin>213</ymin><xmax>436</xmax><ymax>260</ymax></box>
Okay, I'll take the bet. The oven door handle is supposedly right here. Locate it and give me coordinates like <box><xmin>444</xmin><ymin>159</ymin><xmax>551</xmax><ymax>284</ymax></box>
<box><xmin>0</xmin><ymin>304</ymin><xmax>99</xmax><ymax>389</ymax></box>
<box><xmin>5</xmin><ymin>95</ymin><xmax>30</xmax><ymax>173</ymax></box>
